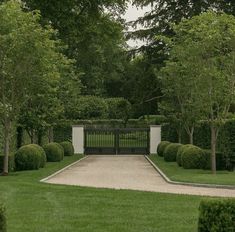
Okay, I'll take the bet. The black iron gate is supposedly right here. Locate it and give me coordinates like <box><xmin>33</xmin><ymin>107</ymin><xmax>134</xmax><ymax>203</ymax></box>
<box><xmin>84</xmin><ymin>128</ymin><xmax>149</xmax><ymax>155</ymax></box>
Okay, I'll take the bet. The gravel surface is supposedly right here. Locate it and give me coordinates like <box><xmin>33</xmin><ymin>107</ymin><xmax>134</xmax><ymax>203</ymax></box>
<box><xmin>44</xmin><ymin>155</ymin><xmax>235</xmax><ymax>197</ymax></box>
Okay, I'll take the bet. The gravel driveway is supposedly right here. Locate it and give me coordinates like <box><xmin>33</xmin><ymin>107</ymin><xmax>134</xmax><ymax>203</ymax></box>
<box><xmin>43</xmin><ymin>155</ymin><xmax>235</xmax><ymax>197</ymax></box>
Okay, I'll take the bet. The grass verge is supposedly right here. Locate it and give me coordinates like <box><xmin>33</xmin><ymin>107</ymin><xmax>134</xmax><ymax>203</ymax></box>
<box><xmin>0</xmin><ymin>154</ymin><xmax>216</xmax><ymax>232</ymax></box>
<box><xmin>149</xmin><ymin>155</ymin><xmax>235</xmax><ymax>186</ymax></box>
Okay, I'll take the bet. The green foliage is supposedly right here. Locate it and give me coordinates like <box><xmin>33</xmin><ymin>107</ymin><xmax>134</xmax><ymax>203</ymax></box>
<box><xmin>163</xmin><ymin>120</ymin><xmax>235</xmax><ymax>169</ymax></box>
<box><xmin>203</xmin><ymin>150</ymin><xmax>227</xmax><ymax>171</ymax></box>
<box><xmin>157</xmin><ymin>141</ymin><xmax>171</xmax><ymax>157</ymax></box>
<box><xmin>198</xmin><ymin>199</ymin><xmax>235</xmax><ymax>232</ymax></box>
<box><xmin>31</xmin><ymin>144</ymin><xmax>47</xmax><ymax>168</ymax></box>
<box><xmin>176</xmin><ymin>145</ymin><xmax>192</xmax><ymax>167</ymax></box>
<box><xmin>43</xmin><ymin>143</ymin><xmax>63</xmax><ymax>162</ymax></box>
<box><xmin>0</xmin><ymin>204</ymin><xmax>6</xmax><ymax>232</ymax></box>
<box><xmin>60</xmin><ymin>142</ymin><xmax>74</xmax><ymax>156</ymax></box>
<box><xmin>0</xmin><ymin>155</ymin><xmax>15</xmax><ymax>172</ymax></box>
<box><xmin>181</xmin><ymin>145</ymin><xmax>206</xmax><ymax>169</ymax></box>
<box><xmin>65</xmin><ymin>96</ymin><xmax>108</xmax><ymax>120</ymax></box>
<box><xmin>105</xmin><ymin>98</ymin><xmax>132</xmax><ymax>122</ymax></box>
<box><xmin>163</xmin><ymin>143</ymin><xmax>182</xmax><ymax>162</ymax></box>
<box><xmin>15</xmin><ymin>145</ymin><xmax>41</xmax><ymax>171</ymax></box>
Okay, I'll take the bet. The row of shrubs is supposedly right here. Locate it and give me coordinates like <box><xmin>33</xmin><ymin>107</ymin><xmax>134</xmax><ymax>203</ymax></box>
<box><xmin>157</xmin><ymin>141</ymin><xmax>226</xmax><ymax>170</ymax></box>
<box><xmin>3</xmin><ymin>141</ymin><xmax>75</xmax><ymax>171</ymax></box>
<box><xmin>1</xmin><ymin>199</ymin><xmax>234</xmax><ymax>232</ymax></box>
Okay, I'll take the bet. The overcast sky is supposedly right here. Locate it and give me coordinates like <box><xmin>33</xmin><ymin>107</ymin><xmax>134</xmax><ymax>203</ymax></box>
<box><xmin>123</xmin><ymin>3</ymin><xmax>152</xmax><ymax>47</ymax></box>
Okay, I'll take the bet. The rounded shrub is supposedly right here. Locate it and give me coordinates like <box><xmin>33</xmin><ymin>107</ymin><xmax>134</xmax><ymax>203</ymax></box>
<box><xmin>43</xmin><ymin>143</ymin><xmax>64</xmax><ymax>162</ymax></box>
<box><xmin>181</xmin><ymin>145</ymin><xmax>207</xmax><ymax>169</ymax></box>
<box><xmin>176</xmin><ymin>144</ymin><xmax>192</xmax><ymax>166</ymax></box>
<box><xmin>56</xmin><ymin>143</ymin><xmax>64</xmax><ymax>160</ymax></box>
<box><xmin>163</xmin><ymin>143</ymin><xmax>182</xmax><ymax>162</ymax></box>
<box><xmin>31</xmin><ymin>144</ymin><xmax>47</xmax><ymax>168</ymax></box>
<box><xmin>15</xmin><ymin>145</ymin><xmax>41</xmax><ymax>171</ymax></box>
<box><xmin>157</xmin><ymin>141</ymin><xmax>171</xmax><ymax>157</ymax></box>
<box><xmin>60</xmin><ymin>141</ymin><xmax>74</xmax><ymax>156</ymax></box>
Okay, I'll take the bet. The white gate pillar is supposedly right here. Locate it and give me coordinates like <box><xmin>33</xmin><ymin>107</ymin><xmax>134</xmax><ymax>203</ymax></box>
<box><xmin>72</xmin><ymin>125</ymin><xmax>84</xmax><ymax>154</ymax></box>
<box><xmin>150</xmin><ymin>125</ymin><xmax>161</xmax><ymax>154</ymax></box>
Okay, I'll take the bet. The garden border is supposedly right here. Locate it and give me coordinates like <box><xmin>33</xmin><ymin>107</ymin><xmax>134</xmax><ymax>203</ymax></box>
<box><xmin>145</xmin><ymin>155</ymin><xmax>235</xmax><ymax>190</ymax></box>
<box><xmin>40</xmin><ymin>155</ymin><xmax>88</xmax><ymax>183</ymax></box>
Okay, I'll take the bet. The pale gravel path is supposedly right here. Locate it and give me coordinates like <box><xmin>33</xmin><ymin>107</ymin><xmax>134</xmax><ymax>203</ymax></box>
<box><xmin>43</xmin><ymin>155</ymin><xmax>235</xmax><ymax>197</ymax></box>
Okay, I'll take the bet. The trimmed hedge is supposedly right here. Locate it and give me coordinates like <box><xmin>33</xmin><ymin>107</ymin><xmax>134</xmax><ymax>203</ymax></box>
<box><xmin>176</xmin><ymin>144</ymin><xmax>193</xmax><ymax>167</ymax></box>
<box><xmin>162</xmin><ymin>119</ymin><xmax>235</xmax><ymax>169</ymax></box>
<box><xmin>0</xmin><ymin>204</ymin><xmax>6</xmax><ymax>232</ymax></box>
<box><xmin>31</xmin><ymin>144</ymin><xmax>47</xmax><ymax>168</ymax></box>
<box><xmin>60</xmin><ymin>141</ymin><xmax>74</xmax><ymax>156</ymax></box>
<box><xmin>198</xmin><ymin>199</ymin><xmax>235</xmax><ymax>232</ymax></box>
<box><xmin>43</xmin><ymin>143</ymin><xmax>64</xmax><ymax>162</ymax></box>
<box><xmin>181</xmin><ymin>145</ymin><xmax>207</xmax><ymax>169</ymax></box>
<box><xmin>15</xmin><ymin>145</ymin><xmax>41</xmax><ymax>171</ymax></box>
<box><xmin>157</xmin><ymin>141</ymin><xmax>171</xmax><ymax>157</ymax></box>
<box><xmin>0</xmin><ymin>155</ymin><xmax>15</xmax><ymax>172</ymax></box>
<box><xmin>163</xmin><ymin>143</ymin><xmax>182</xmax><ymax>162</ymax></box>
<box><xmin>203</xmin><ymin>150</ymin><xmax>227</xmax><ymax>170</ymax></box>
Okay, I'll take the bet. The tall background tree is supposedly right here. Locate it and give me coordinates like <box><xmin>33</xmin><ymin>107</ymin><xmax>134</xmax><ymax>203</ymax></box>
<box><xmin>0</xmin><ymin>1</ymin><xmax>74</xmax><ymax>174</ymax></box>
<box><xmin>161</xmin><ymin>12</ymin><xmax>235</xmax><ymax>174</ymax></box>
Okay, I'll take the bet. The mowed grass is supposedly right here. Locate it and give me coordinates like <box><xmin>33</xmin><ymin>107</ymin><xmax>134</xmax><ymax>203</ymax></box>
<box><xmin>0</xmin><ymin>155</ymin><xmax>216</xmax><ymax>232</ymax></box>
<box><xmin>149</xmin><ymin>155</ymin><xmax>235</xmax><ymax>186</ymax></box>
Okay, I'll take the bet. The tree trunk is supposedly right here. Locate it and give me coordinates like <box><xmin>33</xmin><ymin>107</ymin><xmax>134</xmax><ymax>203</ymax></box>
<box><xmin>178</xmin><ymin>129</ymin><xmax>182</xmax><ymax>143</ymax></box>
<box><xmin>16</xmin><ymin>126</ymin><xmax>23</xmax><ymax>149</ymax></box>
<box><xmin>30</xmin><ymin>129</ymin><xmax>37</xmax><ymax>144</ymax></box>
<box><xmin>48</xmin><ymin>127</ymin><xmax>54</xmax><ymax>143</ymax></box>
<box><xmin>211</xmin><ymin>125</ymin><xmax>217</xmax><ymax>174</ymax></box>
<box><xmin>37</xmin><ymin>130</ymin><xmax>43</xmax><ymax>146</ymax></box>
<box><xmin>189</xmin><ymin>132</ymin><xmax>193</xmax><ymax>144</ymax></box>
<box><xmin>187</xmin><ymin>127</ymin><xmax>194</xmax><ymax>144</ymax></box>
<box><xmin>2</xmin><ymin>119</ymin><xmax>11</xmax><ymax>175</ymax></box>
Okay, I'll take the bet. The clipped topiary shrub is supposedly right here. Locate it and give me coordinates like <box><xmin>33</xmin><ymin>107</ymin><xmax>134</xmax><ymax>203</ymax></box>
<box><xmin>203</xmin><ymin>150</ymin><xmax>227</xmax><ymax>170</ymax></box>
<box><xmin>163</xmin><ymin>143</ymin><xmax>182</xmax><ymax>162</ymax></box>
<box><xmin>31</xmin><ymin>144</ymin><xmax>47</xmax><ymax>168</ymax></box>
<box><xmin>60</xmin><ymin>141</ymin><xmax>74</xmax><ymax>156</ymax></box>
<box><xmin>0</xmin><ymin>204</ymin><xmax>6</xmax><ymax>232</ymax></box>
<box><xmin>157</xmin><ymin>141</ymin><xmax>171</xmax><ymax>157</ymax></box>
<box><xmin>181</xmin><ymin>145</ymin><xmax>207</xmax><ymax>169</ymax></box>
<box><xmin>176</xmin><ymin>144</ymin><xmax>192</xmax><ymax>167</ymax></box>
<box><xmin>56</xmin><ymin>143</ymin><xmax>64</xmax><ymax>160</ymax></box>
<box><xmin>198</xmin><ymin>199</ymin><xmax>235</xmax><ymax>232</ymax></box>
<box><xmin>43</xmin><ymin>143</ymin><xmax>63</xmax><ymax>162</ymax></box>
<box><xmin>15</xmin><ymin>145</ymin><xmax>41</xmax><ymax>171</ymax></box>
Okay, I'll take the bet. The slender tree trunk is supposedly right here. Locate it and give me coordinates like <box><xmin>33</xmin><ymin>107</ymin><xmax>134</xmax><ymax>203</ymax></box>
<box><xmin>189</xmin><ymin>132</ymin><xmax>193</xmax><ymax>144</ymax></box>
<box><xmin>178</xmin><ymin>129</ymin><xmax>182</xmax><ymax>143</ymax></box>
<box><xmin>32</xmin><ymin>130</ymin><xmax>37</xmax><ymax>144</ymax></box>
<box><xmin>16</xmin><ymin>126</ymin><xmax>23</xmax><ymax>149</ymax></box>
<box><xmin>3</xmin><ymin>119</ymin><xmax>11</xmax><ymax>175</ymax></box>
<box><xmin>211</xmin><ymin>125</ymin><xmax>217</xmax><ymax>174</ymax></box>
<box><xmin>187</xmin><ymin>126</ymin><xmax>194</xmax><ymax>144</ymax></box>
<box><xmin>48</xmin><ymin>127</ymin><xmax>54</xmax><ymax>143</ymax></box>
<box><xmin>37</xmin><ymin>130</ymin><xmax>43</xmax><ymax>146</ymax></box>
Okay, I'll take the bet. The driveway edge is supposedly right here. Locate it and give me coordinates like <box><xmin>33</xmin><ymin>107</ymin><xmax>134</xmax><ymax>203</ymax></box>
<box><xmin>145</xmin><ymin>155</ymin><xmax>235</xmax><ymax>190</ymax></box>
<box><xmin>40</xmin><ymin>155</ymin><xmax>88</xmax><ymax>183</ymax></box>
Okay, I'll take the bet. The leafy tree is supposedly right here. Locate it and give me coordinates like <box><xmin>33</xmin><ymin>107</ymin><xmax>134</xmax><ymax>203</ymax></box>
<box><xmin>164</xmin><ymin>12</ymin><xmax>235</xmax><ymax>173</ymax></box>
<box><xmin>106</xmin><ymin>98</ymin><xmax>132</xmax><ymax>123</ymax></box>
<box><xmin>19</xmin><ymin>0</ymin><xmax>128</xmax><ymax>96</ymax></box>
<box><xmin>0</xmin><ymin>1</ymin><xmax>70</xmax><ymax>174</ymax></box>
<box><xmin>65</xmin><ymin>96</ymin><xmax>108</xmax><ymax>120</ymax></box>
<box><xmin>121</xmin><ymin>55</ymin><xmax>162</xmax><ymax>117</ymax></box>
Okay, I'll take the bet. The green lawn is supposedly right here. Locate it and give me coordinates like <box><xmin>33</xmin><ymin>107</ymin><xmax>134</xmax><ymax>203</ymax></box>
<box><xmin>149</xmin><ymin>155</ymin><xmax>235</xmax><ymax>186</ymax></box>
<box><xmin>0</xmin><ymin>155</ymin><xmax>214</xmax><ymax>232</ymax></box>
